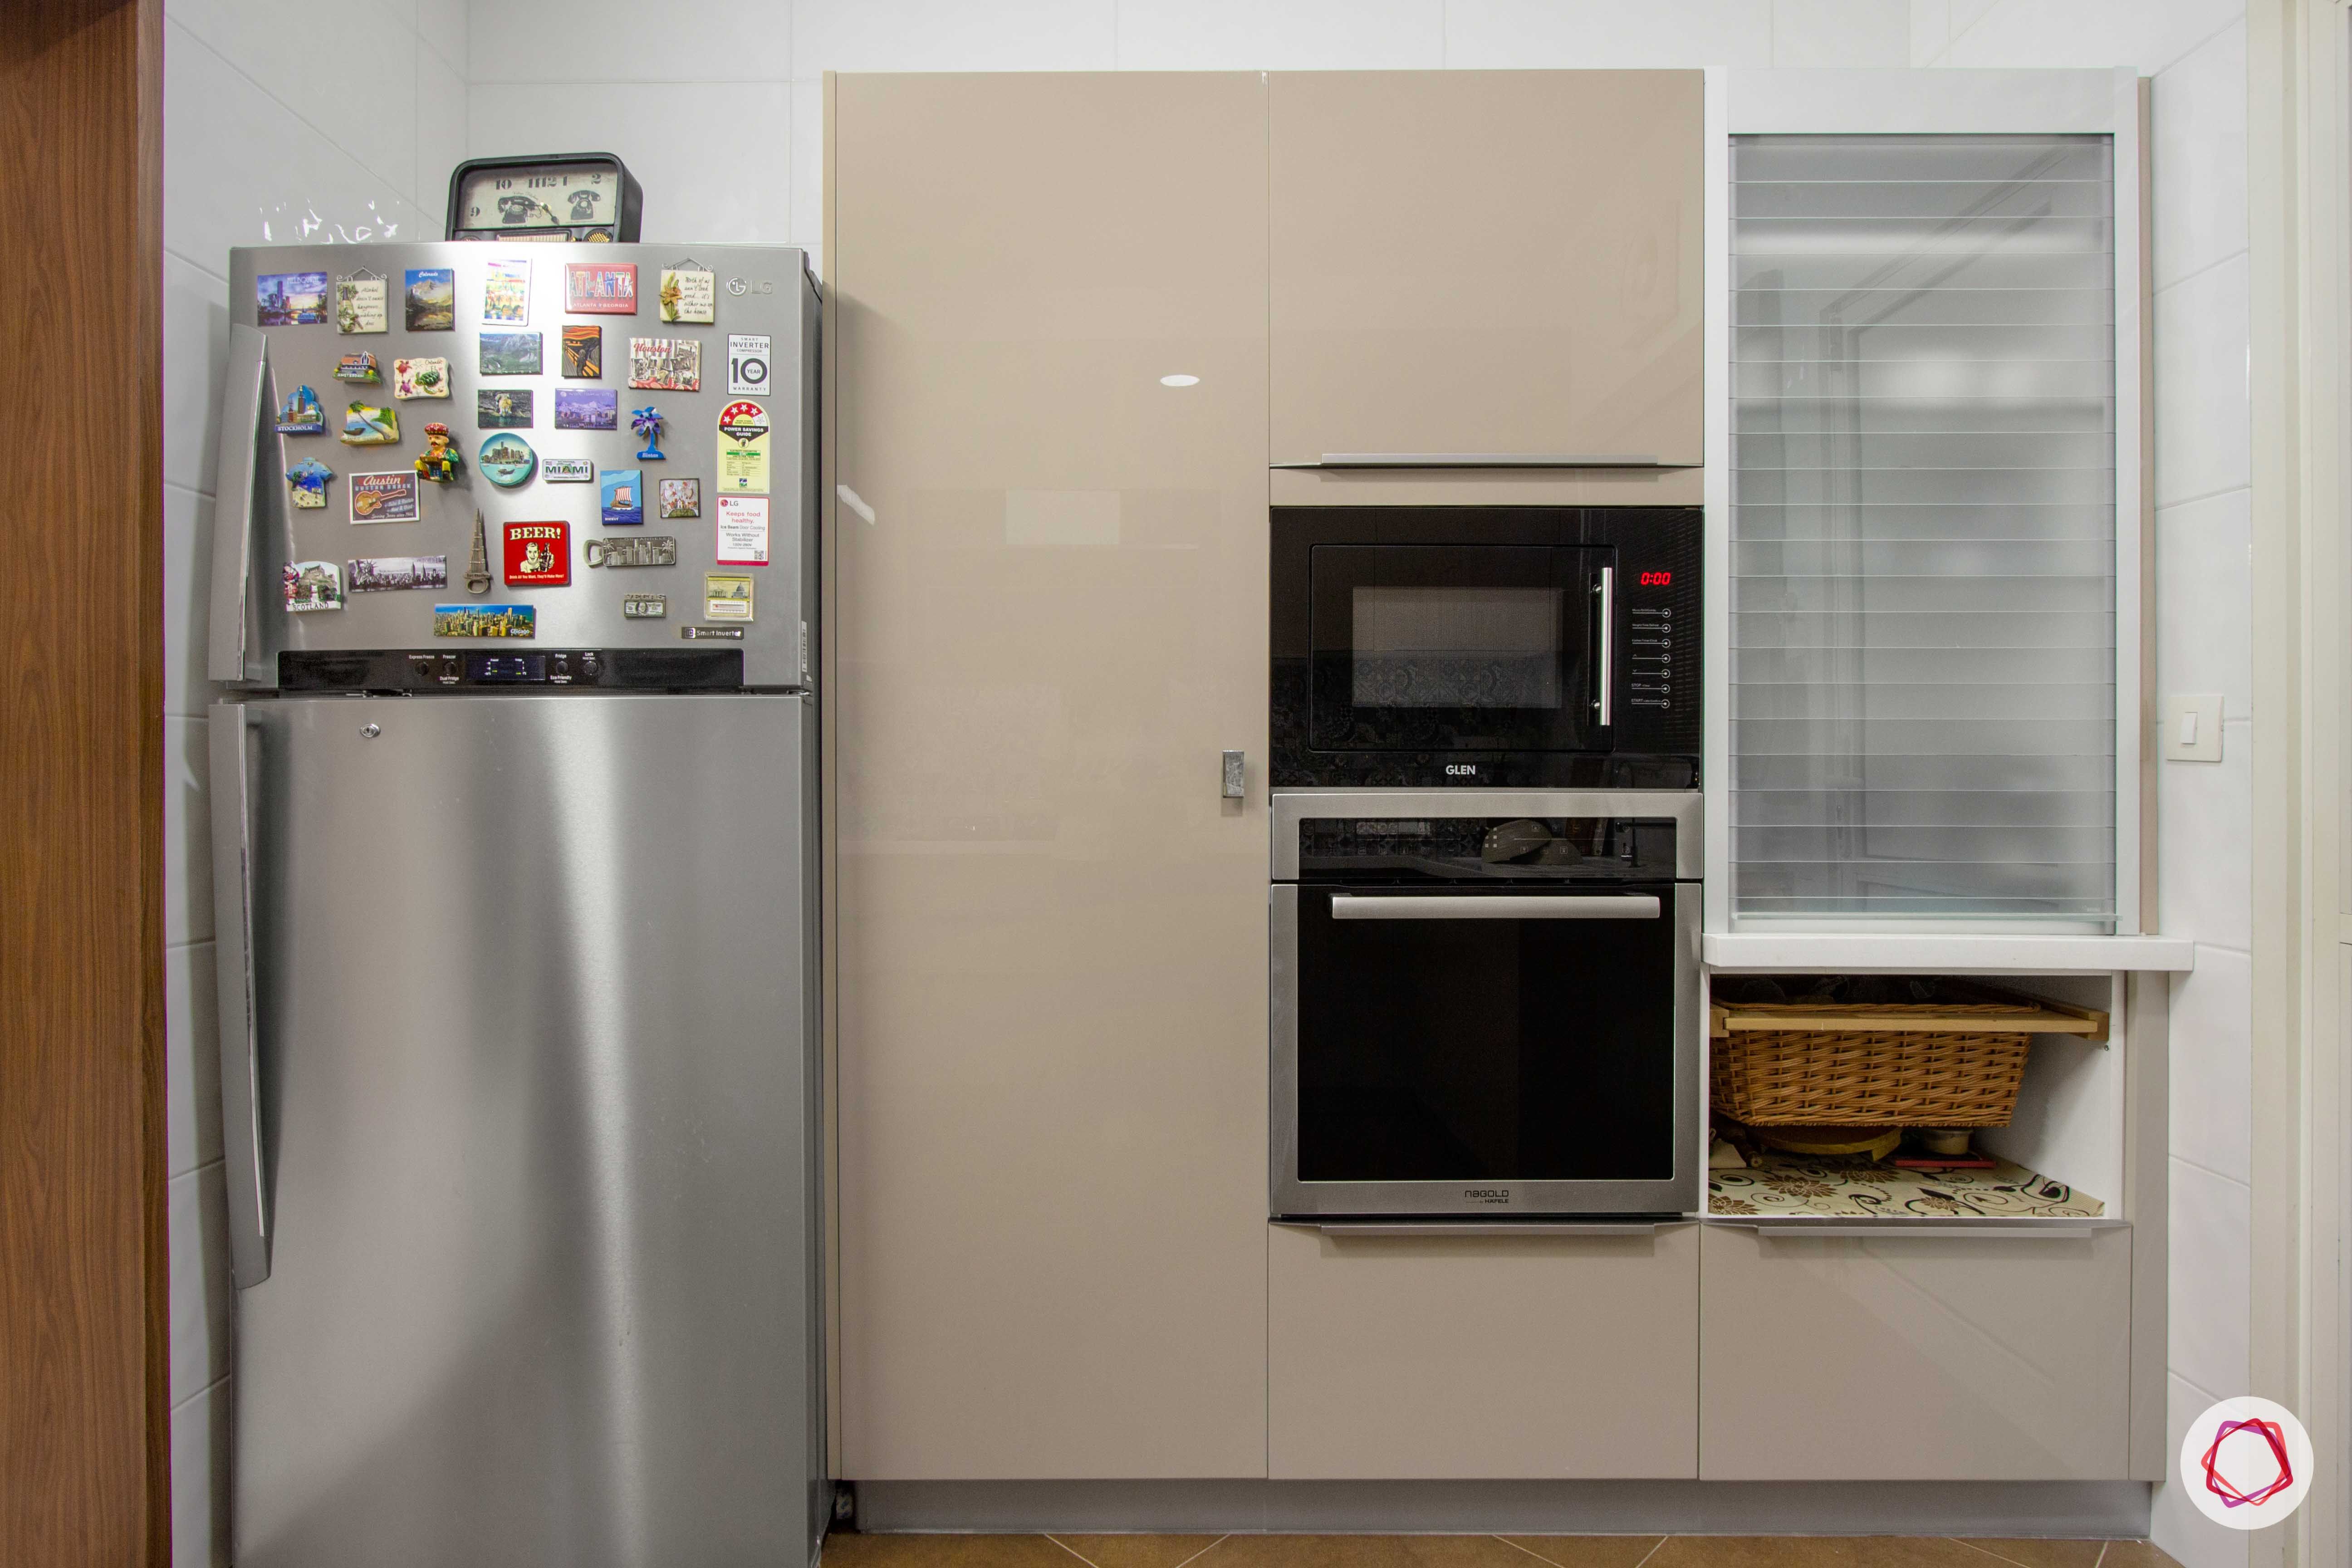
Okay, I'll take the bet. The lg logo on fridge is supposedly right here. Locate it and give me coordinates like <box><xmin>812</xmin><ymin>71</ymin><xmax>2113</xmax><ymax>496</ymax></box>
<box><xmin>1446</xmin><ymin>764</ymin><xmax>1478</xmax><ymax>777</ymax></box>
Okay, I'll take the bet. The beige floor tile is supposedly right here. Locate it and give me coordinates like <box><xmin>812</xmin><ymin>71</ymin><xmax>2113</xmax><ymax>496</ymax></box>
<box><xmin>1950</xmin><ymin>1540</ymin><xmax>2108</xmax><ymax>1568</ymax></box>
<box><xmin>1052</xmin><ymin>1535</ymin><xmax>1229</xmax><ymax>1568</ymax></box>
<box><xmin>824</xmin><ymin>1534</ymin><xmax>1082</xmax><ymax>1568</ymax></box>
<box><xmin>1496</xmin><ymin>1536</ymin><xmax>1668</xmax><ymax>1568</ymax></box>
<box><xmin>1648</xmin><ymin>1539</ymin><xmax>2013</xmax><ymax>1568</ymax></box>
<box><xmin>1196</xmin><ymin>1537</ymin><xmax>1559</xmax><ymax>1568</ymax></box>
<box><xmin>2096</xmin><ymin>1545</ymin><xmax>2183</xmax><ymax>1568</ymax></box>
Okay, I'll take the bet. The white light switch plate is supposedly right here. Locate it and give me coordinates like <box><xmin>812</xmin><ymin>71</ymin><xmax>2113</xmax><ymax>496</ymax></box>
<box><xmin>2163</xmin><ymin>692</ymin><xmax>2224</xmax><ymax>762</ymax></box>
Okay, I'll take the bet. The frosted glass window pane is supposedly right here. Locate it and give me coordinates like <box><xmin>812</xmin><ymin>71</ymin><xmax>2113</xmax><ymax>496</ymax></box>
<box><xmin>1731</xmin><ymin>134</ymin><xmax>2116</xmax><ymax>924</ymax></box>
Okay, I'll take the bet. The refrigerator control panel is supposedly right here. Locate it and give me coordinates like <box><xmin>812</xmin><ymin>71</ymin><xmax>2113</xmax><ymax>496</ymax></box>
<box><xmin>279</xmin><ymin>649</ymin><xmax>745</xmax><ymax>692</ymax></box>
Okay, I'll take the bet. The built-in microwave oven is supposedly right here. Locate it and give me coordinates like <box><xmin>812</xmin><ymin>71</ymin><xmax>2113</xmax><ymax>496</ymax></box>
<box><xmin>1270</xmin><ymin>790</ymin><xmax>1703</xmax><ymax>1220</ymax></box>
<box><xmin>1272</xmin><ymin>508</ymin><xmax>1701</xmax><ymax>789</ymax></box>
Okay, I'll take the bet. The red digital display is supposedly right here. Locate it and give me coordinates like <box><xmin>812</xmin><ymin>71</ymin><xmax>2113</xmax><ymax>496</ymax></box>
<box><xmin>1639</xmin><ymin>570</ymin><xmax>1673</xmax><ymax>586</ymax></box>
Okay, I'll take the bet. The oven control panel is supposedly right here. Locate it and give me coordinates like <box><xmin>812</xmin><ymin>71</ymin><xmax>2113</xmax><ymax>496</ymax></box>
<box><xmin>1294</xmin><ymin>814</ymin><xmax>1679</xmax><ymax>884</ymax></box>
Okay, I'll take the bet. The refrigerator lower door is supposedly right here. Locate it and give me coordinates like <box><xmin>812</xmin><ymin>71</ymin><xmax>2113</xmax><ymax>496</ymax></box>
<box><xmin>223</xmin><ymin>693</ymin><xmax>818</xmax><ymax>1568</ymax></box>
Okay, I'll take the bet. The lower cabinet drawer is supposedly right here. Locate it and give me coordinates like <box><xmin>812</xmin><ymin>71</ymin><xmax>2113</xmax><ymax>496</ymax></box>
<box><xmin>1698</xmin><ymin>1223</ymin><xmax>2134</xmax><ymax>1480</ymax></box>
<box><xmin>1268</xmin><ymin>1221</ymin><xmax>1700</xmax><ymax>1479</ymax></box>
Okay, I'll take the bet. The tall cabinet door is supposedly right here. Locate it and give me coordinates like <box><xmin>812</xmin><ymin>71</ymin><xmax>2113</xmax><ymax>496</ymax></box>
<box><xmin>831</xmin><ymin>73</ymin><xmax>1271</xmax><ymax>1478</ymax></box>
<box><xmin>1269</xmin><ymin>71</ymin><xmax>1704</xmax><ymax>488</ymax></box>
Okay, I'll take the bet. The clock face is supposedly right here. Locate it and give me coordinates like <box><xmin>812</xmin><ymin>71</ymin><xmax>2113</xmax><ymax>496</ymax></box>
<box><xmin>457</xmin><ymin>164</ymin><xmax>616</xmax><ymax>233</ymax></box>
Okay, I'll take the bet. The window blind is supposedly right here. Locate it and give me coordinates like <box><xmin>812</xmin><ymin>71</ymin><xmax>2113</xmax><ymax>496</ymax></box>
<box><xmin>1730</xmin><ymin>134</ymin><xmax>2117</xmax><ymax>923</ymax></box>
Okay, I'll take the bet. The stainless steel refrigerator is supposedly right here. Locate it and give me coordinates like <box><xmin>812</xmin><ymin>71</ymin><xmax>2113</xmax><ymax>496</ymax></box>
<box><xmin>206</xmin><ymin>241</ymin><xmax>823</xmax><ymax>1567</ymax></box>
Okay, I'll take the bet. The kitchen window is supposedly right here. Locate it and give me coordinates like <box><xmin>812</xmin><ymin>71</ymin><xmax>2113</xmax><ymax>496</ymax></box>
<box><xmin>1730</xmin><ymin>132</ymin><xmax>2121</xmax><ymax>924</ymax></box>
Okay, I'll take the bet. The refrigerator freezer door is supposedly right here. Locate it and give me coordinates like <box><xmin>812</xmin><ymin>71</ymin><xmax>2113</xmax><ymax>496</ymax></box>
<box><xmin>218</xmin><ymin>242</ymin><xmax>816</xmax><ymax>686</ymax></box>
<box><xmin>227</xmin><ymin>693</ymin><xmax>818</xmax><ymax>1568</ymax></box>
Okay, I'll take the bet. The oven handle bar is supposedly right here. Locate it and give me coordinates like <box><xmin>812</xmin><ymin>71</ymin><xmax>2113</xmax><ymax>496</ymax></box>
<box><xmin>1307</xmin><ymin>1222</ymin><xmax>1661</xmax><ymax>1237</ymax></box>
<box><xmin>1272</xmin><ymin>453</ymin><xmax>1690</xmax><ymax>469</ymax></box>
<box><xmin>1328</xmin><ymin>894</ymin><xmax>1660</xmax><ymax>921</ymax></box>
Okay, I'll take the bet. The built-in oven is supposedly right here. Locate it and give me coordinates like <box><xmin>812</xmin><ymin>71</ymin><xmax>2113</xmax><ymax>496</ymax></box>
<box><xmin>1272</xmin><ymin>508</ymin><xmax>1700</xmax><ymax>789</ymax></box>
<box><xmin>1271</xmin><ymin>791</ymin><xmax>1702</xmax><ymax>1220</ymax></box>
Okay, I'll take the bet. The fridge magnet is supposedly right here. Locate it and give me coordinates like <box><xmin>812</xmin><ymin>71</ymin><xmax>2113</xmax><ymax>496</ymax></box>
<box><xmin>257</xmin><ymin>271</ymin><xmax>329</xmax><ymax>326</ymax></box>
<box><xmin>477</xmin><ymin>387</ymin><xmax>533</xmax><ymax>429</ymax></box>
<box><xmin>404</xmin><ymin>268</ymin><xmax>457</xmax><ymax>331</ymax></box>
<box><xmin>480</xmin><ymin>331</ymin><xmax>542</xmax><ymax>376</ymax></box>
<box><xmin>620</xmin><ymin>593</ymin><xmax>668</xmax><ymax>619</ymax></box>
<box><xmin>715</xmin><ymin>400</ymin><xmax>769</xmax><ymax>494</ymax></box>
<box><xmin>564</xmin><ymin>261</ymin><xmax>637</xmax><ymax>314</ymax></box>
<box><xmin>715</xmin><ymin>495</ymin><xmax>769</xmax><ymax>565</ymax></box>
<box><xmin>333</xmin><ymin>351</ymin><xmax>382</xmax><ymax>384</ymax></box>
<box><xmin>630</xmin><ymin>405</ymin><xmax>666</xmax><ymax>460</ymax></box>
<box><xmin>726</xmin><ymin>333</ymin><xmax>770</xmax><ymax>396</ymax></box>
<box><xmin>477</xmin><ymin>432</ymin><xmax>538</xmax><ymax>488</ymax></box>
<box><xmin>465</xmin><ymin>511</ymin><xmax>492</xmax><ymax>593</ymax></box>
<box><xmin>334</xmin><ymin>270</ymin><xmax>388</xmax><ymax>334</ymax></box>
<box><xmin>704</xmin><ymin>573</ymin><xmax>754</xmax><ymax>622</ymax></box>
<box><xmin>658</xmin><ymin>263</ymin><xmax>716</xmax><ymax>324</ymax></box>
<box><xmin>415</xmin><ymin>423</ymin><xmax>464</xmax><ymax>483</ymax></box>
<box><xmin>680</xmin><ymin>625</ymin><xmax>745</xmax><ymax>641</ymax></box>
<box><xmin>350</xmin><ymin>470</ymin><xmax>420</xmax><ymax>523</ymax></box>
<box><xmin>276</xmin><ymin>384</ymin><xmax>326</xmax><ymax>434</ymax></box>
<box><xmin>433</xmin><ymin>603</ymin><xmax>535</xmax><ymax>639</ymax></box>
<box><xmin>560</xmin><ymin>324</ymin><xmax>603</xmax><ymax>378</ymax></box>
<box><xmin>283</xmin><ymin>559</ymin><xmax>344</xmax><ymax>612</ymax></box>
<box><xmin>627</xmin><ymin>337</ymin><xmax>701</xmax><ymax>392</ymax></box>
<box><xmin>503</xmin><ymin>519</ymin><xmax>570</xmax><ymax>586</ymax></box>
<box><xmin>286</xmin><ymin>457</ymin><xmax>333</xmax><ymax>510</ymax></box>
<box><xmin>584</xmin><ymin>535</ymin><xmax>677</xmax><ymax>568</ymax></box>
<box><xmin>600</xmin><ymin>468</ymin><xmax>643</xmax><ymax>526</ymax></box>
<box><xmin>339</xmin><ymin>402</ymin><xmax>399</xmax><ymax>445</ymax></box>
<box><xmin>657</xmin><ymin>478</ymin><xmax>700</xmax><ymax>519</ymax></box>
<box><xmin>554</xmin><ymin>387</ymin><xmax>617</xmax><ymax>431</ymax></box>
<box><xmin>393</xmin><ymin>357</ymin><xmax>451</xmax><ymax>399</ymax></box>
<box><xmin>482</xmin><ymin>258</ymin><xmax>531</xmax><ymax>324</ymax></box>
<box><xmin>347</xmin><ymin>554</ymin><xmax>448</xmax><ymax>593</ymax></box>
<box><xmin>541</xmin><ymin>456</ymin><xmax>593</xmax><ymax>483</ymax></box>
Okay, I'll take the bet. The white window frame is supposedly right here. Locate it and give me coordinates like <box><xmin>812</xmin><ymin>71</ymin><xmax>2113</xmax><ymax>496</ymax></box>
<box><xmin>1703</xmin><ymin>67</ymin><xmax>2148</xmax><ymax>936</ymax></box>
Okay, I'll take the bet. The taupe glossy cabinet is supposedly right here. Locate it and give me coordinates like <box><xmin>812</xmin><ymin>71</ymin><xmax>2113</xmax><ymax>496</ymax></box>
<box><xmin>829</xmin><ymin>73</ymin><xmax>1272</xmax><ymax>1479</ymax></box>
<box><xmin>1269</xmin><ymin>70</ymin><xmax>1705</xmax><ymax>481</ymax></box>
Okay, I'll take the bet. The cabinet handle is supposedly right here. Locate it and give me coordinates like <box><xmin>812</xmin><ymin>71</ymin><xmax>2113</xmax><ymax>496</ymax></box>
<box><xmin>1735</xmin><ymin>1220</ymin><xmax>2119</xmax><ymax>1240</ymax></box>
<box><xmin>1273</xmin><ymin>453</ymin><xmax>1690</xmax><ymax>470</ymax></box>
<box><xmin>1221</xmin><ymin>749</ymin><xmax>1245</xmax><ymax>799</ymax></box>
<box><xmin>1307</xmin><ymin>1222</ymin><xmax>1661</xmax><ymax>1237</ymax></box>
<box><xmin>1329</xmin><ymin>894</ymin><xmax>1660</xmax><ymax>921</ymax></box>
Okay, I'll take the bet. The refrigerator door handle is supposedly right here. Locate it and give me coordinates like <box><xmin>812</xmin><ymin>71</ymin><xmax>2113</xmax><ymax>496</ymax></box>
<box><xmin>209</xmin><ymin>702</ymin><xmax>271</xmax><ymax>1287</ymax></box>
<box><xmin>208</xmin><ymin>323</ymin><xmax>269</xmax><ymax>685</ymax></box>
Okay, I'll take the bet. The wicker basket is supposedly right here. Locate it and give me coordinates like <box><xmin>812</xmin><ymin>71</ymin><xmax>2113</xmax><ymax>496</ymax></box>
<box><xmin>1708</xmin><ymin>994</ymin><xmax>2094</xmax><ymax>1127</ymax></box>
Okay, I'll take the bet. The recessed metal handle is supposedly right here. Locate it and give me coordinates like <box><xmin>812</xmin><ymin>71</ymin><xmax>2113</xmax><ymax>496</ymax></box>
<box><xmin>1222</xmin><ymin>750</ymin><xmax>1245</xmax><ymax>799</ymax></box>
<box><xmin>208</xmin><ymin>323</ymin><xmax>270</xmax><ymax>684</ymax></box>
<box><xmin>1738</xmin><ymin>1221</ymin><xmax>2117</xmax><ymax>1240</ymax></box>
<box><xmin>1273</xmin><ymin>453</ymin><xmax>1684</xmax><ymax>470</ymax></box>
<box><xmin>1593</xmin><ymin>564</ymin><xmax>1614</xmax><ymax>728</ymax></box>
<box><xmin>1311</xmin><ymin>1222</ymin><xmax>1660</xmax><ymax>1237</ymax></box>
<box><xmin>208</xmin><ymin>703</ymin><xmax>271</xmax><ymax>1288</ymax></box>
<box><xmin>1329</xmin><ymin>894</ymin><xmax>1661</xmax><ymax>921</ymax></box>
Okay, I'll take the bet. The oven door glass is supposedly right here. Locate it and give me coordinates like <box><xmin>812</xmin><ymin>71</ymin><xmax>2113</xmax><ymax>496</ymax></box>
<box><xmin>1308</xmin><ymin>544</ymin><xmax>1609</xmax><ymax>753</ymax></box>
<box><xmin>1292</xmin><ymin>883</ymin><xmax>1676</xmax><ymax>1183</ymax></box>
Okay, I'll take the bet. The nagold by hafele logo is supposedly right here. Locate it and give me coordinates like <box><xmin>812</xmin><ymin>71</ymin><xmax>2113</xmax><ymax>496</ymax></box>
<box><xmin>1463</xmin><ymin>1188</ymin><xmax>1512</xmax><ymax>1205</ymax></box>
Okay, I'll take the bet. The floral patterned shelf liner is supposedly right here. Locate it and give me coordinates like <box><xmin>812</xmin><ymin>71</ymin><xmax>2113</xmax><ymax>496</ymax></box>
<box><xmin>1709</xmin><ymin>1153</ymin><xmax>2104</xmax><ymax>1219</ymax></box>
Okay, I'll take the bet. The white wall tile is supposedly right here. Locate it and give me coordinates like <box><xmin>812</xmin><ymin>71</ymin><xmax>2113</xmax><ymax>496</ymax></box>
<box><xmin>169</xmin><ymin>1162</ymin><xmax>233</xmax><ymax>1406</ymax></box>
<box><xmin>791</xmin><ymin>80</ymin><xmax>824</xmax><ymax>275</ymax></box>
<box><xmin>167</xmin><ymin>0</ymin><xmax>418</xmax><ymax>199</ymax></box>
<box><xmin>2152</xmin><ymin>251</ymin><xmax>2251</xmax><ymax>507</ymax></box>
<box><xmin>1944</xmin><ymin>0</ymin><xmax>2239</xmax><ymax>72</ymax></box>
<box><xmin>2167</xmin><ymin>949</ymin><xmax>2253</xmax><ymax>1181</ymax></box>
<box><xmin>2157</xmin><ymin>738</ymin><xmax>2251</xmax><ymax>952</ymax></box>
<box><xmin>2151</xmin><ymin>20</ymin><xmax>2247</xmax><ymax>292</ymax></box>
<box><xmin>1907</xmin><ymin>0</ymin><xmax>1950</xmax><ymax>64</ymax></box>
<box><xmin>794</xmin><ymin>0</ymin><xmax>1114</xmax><ymax>73</ymax></box>
<box><xmin>2168</xmin><ymin>1156</ymin><xmax>2251</xmax><ymax>1397</ymax></box>
<box><xmin>415</xmin><ymin>43</ymin><xmax>470</xmax><ymax>234</ymax></box>
<box><xmin>2152</xmin><ymin>1372</ymin><xmax>2254</xmax><ymax>1568</ymax></box>
<box><xmin>170</xmin><ymin>1376</ymin><xmax>232</xmax><ymax>1568</ymax></box>
<box><xmin>163</xmin><ymin>253</ymin><xmax>229</xmax><ymax>496</ymax></box>
<box><xmin>416</xmin><ymin>0</ymin><xmax>470</xmax><ymax>74</ymax></box>
<box><xmin>2138</xmin><ymin>0</ymin><xmax>2247</xmax><ymax>77</ymax></box>
<box><xmin>1444</xmin><ymin>0</ymin><xmax>1774</xmax><ymax>66</ymax></box>
<box><xmin>471</xmin><ymin>0</ymin><xmax>787</xmax><ymax>80</ymax></box>
<box><xmin>166</xmin><ymin>941</ymin><xmax>222</xmax><ymax>1177</ymax></box>
<box><xmin>2155</xmin><ymin>487</ymin><xmax>2253</xmax><ymax>720</ymax></box>
<box><xmin>165</xmin><ymin>20</ymin><xmax>430</xmax><ymax>269</ymax></box>
<box><xmin>1772</xmin><ymin>0</ymin><xmax>1911</xmax><ymax>68</ymax></box>
<box><xmin>165</xmin><ymin>716</ymin><xmax>213</xmax><ymax>949</ymax></box>
<box><xmin>165</xmin><ymin>487</ymin><xmax>215</xmax><ymax>721</ymax></box>
<box><xmin>1114</xmin><ymin>0</ymin><xmax>1443</xmax><ymax>70</ymax></box>
<box><xmin>469</xmin><ymin>82</ymin><xmax>793</xmax><ymax>244</ymax></box>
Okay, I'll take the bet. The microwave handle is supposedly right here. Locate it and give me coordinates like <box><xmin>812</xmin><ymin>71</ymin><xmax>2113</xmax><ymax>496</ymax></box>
<box><xmin>1592</xmin><ymin>565</ymin><xmax>1614</xmax><ymax>728</ymax></box>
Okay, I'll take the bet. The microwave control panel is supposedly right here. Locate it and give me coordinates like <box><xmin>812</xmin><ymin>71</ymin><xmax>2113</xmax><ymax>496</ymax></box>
<box><xmin>1603</xmin><ymin>522</ymin><xmax>1702</xmax><ymax>759</ymax></box>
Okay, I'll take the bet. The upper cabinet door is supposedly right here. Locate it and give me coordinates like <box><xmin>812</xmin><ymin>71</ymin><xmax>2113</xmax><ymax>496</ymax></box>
<box><xmin>1270</xmin><ymin>70</ymin><xmax>1705</xmax><ymax>472</ymax></box>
